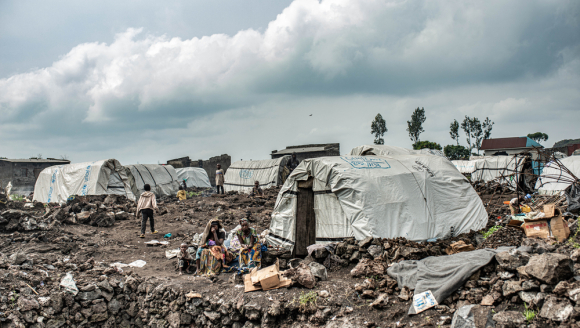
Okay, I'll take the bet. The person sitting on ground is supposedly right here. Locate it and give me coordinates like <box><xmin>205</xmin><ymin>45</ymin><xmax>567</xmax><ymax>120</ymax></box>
<box><xmin>136</xmin><ymin>184</ymin><xmax>158</xmax><ymax>238</ymax></box>
<box><xmin>195</xmin><ymin>219</ymin><xmax>226</xmax><ymax>275</ymax></box>
<box><xmin>250</xmin><ymin>181</ymin><xmax>263</xmax><ymax>198</ymax></box>
<box><xmin>509</xmin><ymin>196</ymin><xmax>525</xmax><ymax>216</ymax></box>
<box><xmin>178</xmin><ymin>243</ymin><xmax>193</xmax><ymax>275</ymax></box>
<box><xmin>236</xmin><ymin>218</ymin><xmax>262</xmax><ymax>273</ymax></box>
<box><xmin>177</xmin><ymin>186</ymin><xmax>187</xmax><ymax>201</ymax></box>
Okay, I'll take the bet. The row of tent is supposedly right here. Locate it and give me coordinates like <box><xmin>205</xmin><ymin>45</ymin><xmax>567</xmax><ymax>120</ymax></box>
<box><xmin>452</xmin><ymin>156</ymin><xmax>580</xmax><ymax>195</ymax></box>
<box><xmin>33</xmin><ymin>159</ymin><xmax>211</xmax><ymax>203</ymax></box>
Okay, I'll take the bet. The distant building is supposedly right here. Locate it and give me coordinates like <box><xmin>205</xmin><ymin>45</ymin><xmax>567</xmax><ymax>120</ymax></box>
<box><xmin>480</xmin><ymin>137</ymin><xmax>543</xmax><ymax>158</ymax></box>
<box><xmin>271</xmin><ymin>143</ymin><xmax>340</xmax><ymax>162</ymax></box>
<box><xmin>550</xmin><ymin>139</ymin><xmax>580</xmax><ymax>156</ymax></box>
<box><xmin>167</xmin><ymin>154</ymin><xmax>231</xmax><ymax>187</ymax></box>
<box><xmin>0</xmin><ymin>158</ymin><xmax>70</xmax><ymax>196</ymax></box>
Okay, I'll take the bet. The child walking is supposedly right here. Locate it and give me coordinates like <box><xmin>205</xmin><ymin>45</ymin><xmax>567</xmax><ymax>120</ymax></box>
<box><xmin>135</xmin><ymin>184</ymin><xmax>159</xmax><ymax>238</ymax></box>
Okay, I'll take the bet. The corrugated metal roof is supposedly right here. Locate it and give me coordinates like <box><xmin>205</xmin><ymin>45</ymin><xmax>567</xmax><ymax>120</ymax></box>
<box><xmin>0</xmin><ymin>158</ymin><xmax>70</xmax><ymax>163</ymax></box>
<box><xmin>480</xmin><ymin>137</ymin><xmax>543</xmax><ymax>150</ymax></box>
<box><xmin>274</xmin><ymin>146</ymin><xmax>327</xmax><ymax>155</ymax></box>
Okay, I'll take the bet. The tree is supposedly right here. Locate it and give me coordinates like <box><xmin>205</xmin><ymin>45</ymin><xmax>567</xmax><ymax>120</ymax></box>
<box><xmin>482</xmin><ymin>117</ymin><xmax>494</xmax><ymax>140</ymax></box>
<box><xmin>449</xmin><ymin>119</ymin><xmax>460</xmax><ymax>145</ymax></box>
<box><xmin>444</xmin><ymin>145</ymin><xmax>471</xmax><ymax>160</ymax></box>
<box><xmin>370</xmin><ymin>113</ymin><xmax>387</xmax><ymax>145</ymax></box>
<box><xmin>407</xmin><ymin>107</ymin><xmax>426</xmax><ymax>143</ymax></box>
<box><xmin>461</xmin><ymin>116</ymin><xmax>482</xmax><ymax>154</ymax></box>
<box><xmin>413</xmin><ymin>140</ymin><xmax>442</xmax><ymax>150</ymax></box>
<box><xmin>527</xmin><ymin>132</ymin><xmax>549</xmax><ymax>144</ymax></box>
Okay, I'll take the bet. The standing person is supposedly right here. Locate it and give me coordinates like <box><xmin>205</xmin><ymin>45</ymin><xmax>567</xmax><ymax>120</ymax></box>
<box><xmin>287</xmin><ymin>152</ymin><xmax>300</xmax><ymax>173</ymax></box>
<box><xmin>136</xmin><ymin>184</ymin><xmax>158</xmax><ymax>238</ymax></box>
<box><xmin>215</xmin><ymin>164</ymin><xmax>225</xmax><ymax>194</ymax></box>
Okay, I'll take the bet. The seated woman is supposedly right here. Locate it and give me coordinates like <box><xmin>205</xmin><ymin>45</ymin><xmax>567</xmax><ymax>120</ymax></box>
<box><xmin>236</xmin><ymin>218</ymin><xmax>262</xmax><ymax>273</ymax></box>
<box><xmin>195</xmin><ymin>219</ymin><xmax>227</xmax><ymax>276</ymax></box>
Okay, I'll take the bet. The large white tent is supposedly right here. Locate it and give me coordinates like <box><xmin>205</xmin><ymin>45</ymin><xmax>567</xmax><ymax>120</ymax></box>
<box><xmin>125</xmin><ymin>164</ymin><xmax>180</xmax><ymax>199</ymax></box>
<box><xmin>175</xmin><ymin>167</ymin><xmax>212</xmax><ymax>188</ymax></box>
<box><xmin>33</xmin><ymin>159</ymin><xmax>135</xmax><ymax>203</ymax></box>
<box><xmin>536</xmin><ymin>157</ymin><xmax>580</xmax><ymax>195</ymax></box>
<box><xmin>266</xmin><ymin>155</ymin><xmax>488</xmax><ymax>253</ymax></box>
<box><xmin>350</xmin><ymin>145</ymin><xmax>447</xmax><ymax>159</ymax></box>
<box><xmin>224</xmin><ymin>156</ymin><xmax>291</xmax><ymax>193</ymax></box>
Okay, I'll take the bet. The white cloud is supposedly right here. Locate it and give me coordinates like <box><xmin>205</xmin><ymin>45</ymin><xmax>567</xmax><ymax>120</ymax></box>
<box><xmin>0</xmin><ymin>0</ymin><xmax>578</xmax><ymax>162</ymax></box>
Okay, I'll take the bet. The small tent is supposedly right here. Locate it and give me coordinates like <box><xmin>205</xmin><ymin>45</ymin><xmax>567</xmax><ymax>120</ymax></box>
<box><xmin>33</xmin><ymin>159</ymin><xmax>135</xmax><ymax>203</ymax></box>
<box><xmin>350</xmin><ymin>145</ymin><xmax>447</xmax><ymax>158</ymax></box>
<box><xmin>224</xmin><ymin>156</ymin><xmax>291</xmax><ymax>193</ymax></box>
<box><xmin>266</xmin><ymin>155</ymin><xmax>488</xmax><ymax>255</ymax></box>
<box><xmin>470</xmin><ymin>156</ymin><xmax>526</xmax><ymax>189</ymax></box>
<box><xmin>125</xmin><ymin>164</ymin><xmax>180</xmax><ymax>199</ymax></box>
<box><xmin>175</xmin><ymin>167</ymin><xmax>212</xmax><ymax>188</ymax></box>
<box><xmin>535</xmin><ymin>157</ymin><xmax>580</xmax><ymax>195</ymax></box>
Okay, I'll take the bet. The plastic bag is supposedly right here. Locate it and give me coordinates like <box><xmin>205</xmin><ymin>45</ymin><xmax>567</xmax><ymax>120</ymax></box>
<box><xmin>60</xmin><ymin>272</ymin><xmax>79</xmax><ymax>295</ymax></box>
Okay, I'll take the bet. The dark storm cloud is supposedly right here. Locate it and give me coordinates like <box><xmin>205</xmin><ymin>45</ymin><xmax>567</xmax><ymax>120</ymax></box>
<box><xmin>0</xmin><ymin>0</ymin><xmax>579</xmax><ymax>163</ymax></box>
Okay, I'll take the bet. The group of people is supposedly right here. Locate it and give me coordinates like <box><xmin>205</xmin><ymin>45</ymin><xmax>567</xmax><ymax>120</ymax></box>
<box><xmin>134</xmin><ymin>155</ymin><xmax>303</xmax><ymax>274</ymax></box>
<box><xmin>135</xmin><ymin>182</ymin><xmax>263</xmax><ymax>276</ymax></box>
<box><xmin>177</xmin><ymin>217</ymin><xmax>262</xmax><ymax>276</ymax></box>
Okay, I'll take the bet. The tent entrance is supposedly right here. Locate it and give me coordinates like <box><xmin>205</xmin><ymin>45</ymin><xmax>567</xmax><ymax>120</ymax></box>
<box><xmin>294</xmin><ymin>177</ymin><xmax>315</xmax><ymax>257</ymax></box>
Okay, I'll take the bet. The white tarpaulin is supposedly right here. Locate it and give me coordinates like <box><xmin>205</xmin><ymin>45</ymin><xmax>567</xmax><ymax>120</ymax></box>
<box><xmin>266</xmin><ymin>155</ymin><xmax>488</xmax><ymax>250</ymax></box>
<box><xmin>33</xmin><ymin>159</ymin><xmax>135</xmax><ymax>204</ymax></box>
<box><xmin>125</xmin><ymin>164</ymin><xmax>179</xmax><ymax>198</ymax></box>
<box><xmin>536</xmin><ymin>157</ymin><xmax>580</xmax><ymax>195</ymax></box>
<box><xmin>470</xmin><ymin>156</ymin><xmax>524</xmax><ymax>189</ymax></box>
<box><xmin>224</xmin><ymin>156</ymin><xmax>291</xmax><ymax>193</ymax></box>
<box><xmin>349</xmin><ymin>145</ymin><xmax>447</xmax><ymax>159</ymax></box>
<box><xmin>452</xmin><ymin>160</ymin><xmax>478</xmax><ymax>174</ymax></box>
<box><xmin>175</xmin><ymin>167</ymin><xmax>212</xmax><ymax>188</ymax></box>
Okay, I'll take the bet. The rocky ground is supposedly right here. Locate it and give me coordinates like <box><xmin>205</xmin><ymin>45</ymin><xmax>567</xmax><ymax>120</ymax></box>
<box><xmin>0</xmin><ymin>186</ymin><xmax>579</xmax><ymax>328</ymax></box>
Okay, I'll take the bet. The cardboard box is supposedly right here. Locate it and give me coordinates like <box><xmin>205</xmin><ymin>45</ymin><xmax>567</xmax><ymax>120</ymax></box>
<box><xmin>543</xmin><ymin>204</ymin><xmax>555</xmax><ymax>218</ymax></box>
<box><xmin>244</xmin><ymin>259</ymin><xmax>292</xmax><ymax>293</ymax></box>
<box><xmin>522</xmin><ymin>207</ymin><xmax>570</xmax><ymax>241</ymax></box>
<box><xmin>522</xmin><ymin>220</ymin><xmax>550</xmax><ymax>239</ymax></box>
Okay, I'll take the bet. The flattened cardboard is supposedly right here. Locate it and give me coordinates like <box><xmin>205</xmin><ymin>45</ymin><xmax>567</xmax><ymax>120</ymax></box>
<box><xmin>543</xmin><ymin>204</ymin><xmax>555</xmax><ymax>218</ymax></box>
<box><xmin>550</xmin><ymin>216</ymin><xmax>570</xmax><ymax>242</ymax></box>
<box><xmin>244</xmin><ymin>259</ymin><xmax>292</xmax><ymax>293</ymax></box>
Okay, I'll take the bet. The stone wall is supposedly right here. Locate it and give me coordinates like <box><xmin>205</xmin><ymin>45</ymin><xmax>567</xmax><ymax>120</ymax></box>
<box><xmin>0</xmin><ymin>160</ymin><xmax>70</xmax><ymax>196</ymax></box>
<box><xmin>166</xmin><ymin>155</ymin><xmax>231</xmax><ymax>187</ymax></box>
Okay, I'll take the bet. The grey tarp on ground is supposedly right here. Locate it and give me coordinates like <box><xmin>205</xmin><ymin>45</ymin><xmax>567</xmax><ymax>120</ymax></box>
<box><xmin>387</xmin><ymin>247</ymin><xmax>513</xmax><ymax>314</ymax></box>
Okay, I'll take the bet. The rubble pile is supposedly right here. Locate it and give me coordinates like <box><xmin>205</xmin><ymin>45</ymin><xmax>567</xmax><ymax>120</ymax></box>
<box><xmin>1</xmin><ymin>184</ymin><xmax>579</xmax><ymax>327</ymax></box>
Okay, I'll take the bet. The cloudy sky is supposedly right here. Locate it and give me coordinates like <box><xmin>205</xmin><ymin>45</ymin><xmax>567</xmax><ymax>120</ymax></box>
<box><xmin>1</xmin><ymin>0</ymin><xmax>579</xmax><ymax>164</ymax></box>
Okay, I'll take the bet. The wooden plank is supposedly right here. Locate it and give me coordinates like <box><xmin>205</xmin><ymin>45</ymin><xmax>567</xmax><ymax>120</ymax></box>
<box><xmin>295</xmin><ymin>186</ymin><xmax>315</xmax><ymax>257</ymax></box>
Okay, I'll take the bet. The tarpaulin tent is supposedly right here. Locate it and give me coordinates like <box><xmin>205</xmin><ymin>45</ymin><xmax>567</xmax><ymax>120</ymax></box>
<box><xmin>266</xmin><ymin>155</ymin><xmax>488</xmax><ymax>255</ymax></box>
<box><xmin>175</xmin><ymin>167</ymin><xmax>212</xmax><ymax>188</ymax></box>
<box><xmin>536</xmin><ymin>156</ymin><xmax>580</xmax><ymax>195</ymax></box>
<box><xmin>224</xmin><ymin>156</ymin><xmax>291</xmax><ymax>194</ymax></box>
<box><xmin>33</xmin><ymin>159</ymin><xmax>135</xmax><ymax>204</ymax></box>
<box><xmin>470</xmin><ymin>156</ymin><xmax>525</xmax><ymax>189</ymax></box>
<box><xmin>349</xmin><ymin>145</ymin><xmax>447</xmax><ymax>159</ymax></box>
<box><xmin>125</xmin><ymin>164</ymin><xmax>180</xmax><ymax>199</ymax></box>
